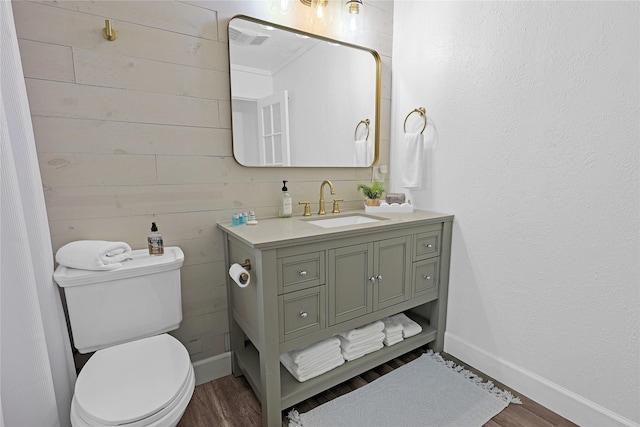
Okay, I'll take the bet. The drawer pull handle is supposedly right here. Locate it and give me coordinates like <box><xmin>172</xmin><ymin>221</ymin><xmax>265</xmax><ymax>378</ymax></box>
<box><xmin>423</xmin><ymin>275</ymin><xmax>431</xmax><ymax>280</ymax></box>
<box><xmin>424</xmin><ymin>243</ymin><xmax>433</xmax><ymax>248</ymax></box>
<box><xmin>299</xmin><ymin>270</ymin><xmax>308</xmax><ymax>276</ymax></box>
<box><xmin>299</xmin><ymin>311</ymin><xmax>308</xmax><ymax>318</ymax></box>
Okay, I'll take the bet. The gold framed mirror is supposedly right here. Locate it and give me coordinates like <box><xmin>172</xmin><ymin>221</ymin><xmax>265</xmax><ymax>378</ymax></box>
<box><xmin>228</xmin><ymin>15</ymin><xmax>380</xmax><ymax>167</ymax></box>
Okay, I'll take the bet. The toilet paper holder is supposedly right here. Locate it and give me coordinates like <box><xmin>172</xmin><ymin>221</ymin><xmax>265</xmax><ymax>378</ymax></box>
<box><xmin>239</xmin><ymin>259</ymin><xmax>251</xmax><ymax>270</ymax></box>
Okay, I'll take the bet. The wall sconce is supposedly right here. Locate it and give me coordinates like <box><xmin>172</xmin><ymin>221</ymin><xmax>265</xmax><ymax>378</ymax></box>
<box><xmin>345</xmin><ymin>0</ymin><xmax>363</xmax><ymax>33</ymax></box>
<box><xmin>272</xmin><ymin>0</ymin><xmax>291</xmax><ymax>15</ymax></box>
<box><xmin>299</xmin><ymin>0</ymin><xmax>329</xmax><ymax>23</ymax></box>
<box><xmin>311</xmin><ymin>0</ymin><xmax>329</xmax><ymax>21</ymax></box>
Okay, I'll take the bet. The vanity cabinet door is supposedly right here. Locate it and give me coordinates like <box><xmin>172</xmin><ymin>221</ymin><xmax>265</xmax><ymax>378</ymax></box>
<box><xmin>327</xmin><ymin>236</ymin><xmax>412</xmax><ymax>326</ymax></box>
<box><xmin>328</xmin><ymin>243</ymin><xmax>374</xmax><ymax>326</ymax></box>
<box><xmin>373</xmin><ymin>236</ymin><xmax>412</xmax><ymax>310</ymax></box>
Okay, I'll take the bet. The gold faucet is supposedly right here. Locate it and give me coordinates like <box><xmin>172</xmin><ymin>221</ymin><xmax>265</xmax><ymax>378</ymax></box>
<box><xmin>318</xmin><ymin>180</ymin><xmax>336</xmax><ymax>215</ymax></box>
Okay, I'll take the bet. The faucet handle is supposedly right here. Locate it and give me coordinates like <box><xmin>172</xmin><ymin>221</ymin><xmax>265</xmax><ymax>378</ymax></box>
<box><xmin>298</xmin><ymin>201</ymin><xmax>312</xmax><ymax>216</ymax></box>
<box><xmin>332</xmin><ymin>199</ymin><xmax>344</xmax><ymax>214</ymax></box>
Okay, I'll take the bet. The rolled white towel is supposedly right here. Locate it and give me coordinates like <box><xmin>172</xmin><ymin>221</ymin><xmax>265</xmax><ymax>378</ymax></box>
<box><xmin>55</xmin><ymin>240</ymin><xmax>132</xmax><ymax>271</ymax></box>
<box><xmin>338</xmin><ymin>320</ymin><xmax>384</xmax><ymax>342</ymax></box>
<box><xmin>393</xmin><ymin>313</ymin><xmax>423</xmax><ymax>338</ymax></box>
<box><xmin>289</xmin><ymin>336</ymin><xmax>341</xmax><ymax>364</ymax></box>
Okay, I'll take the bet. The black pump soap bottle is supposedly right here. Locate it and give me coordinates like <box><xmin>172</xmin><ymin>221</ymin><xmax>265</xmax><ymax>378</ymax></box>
<box><xmin>279</xmin><ymin>180</ymin><xmax>292</xmax><ymax>218</ymax></box>
<box><xmin>148</xmin><ymin>222</ymin><xmax>164</xmax><ymax>255</ymax></box>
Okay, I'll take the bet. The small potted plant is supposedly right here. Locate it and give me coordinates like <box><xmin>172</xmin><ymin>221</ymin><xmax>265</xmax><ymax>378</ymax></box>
<box><xmin>357</xmin><ymin>180</ymin><xmax>386</xmax><ymax>206</ymax></box>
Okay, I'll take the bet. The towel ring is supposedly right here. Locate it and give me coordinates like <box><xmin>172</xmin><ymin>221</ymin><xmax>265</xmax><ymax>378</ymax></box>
<box><xmin>354</xmin><ymin>119</ymin><xmax>370</xmax><ymax>141</ymax></box>
<box><xmin>403</xmin><ymin>107</ymin><xmax>427</xmax><ymax>134</ymax></box>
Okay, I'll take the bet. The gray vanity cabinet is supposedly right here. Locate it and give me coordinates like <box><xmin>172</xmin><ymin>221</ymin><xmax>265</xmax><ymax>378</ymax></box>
<box><xmin>218</xmin><ymin>210</ymin><xmax>453</xmax><ymax>426</ymax></box>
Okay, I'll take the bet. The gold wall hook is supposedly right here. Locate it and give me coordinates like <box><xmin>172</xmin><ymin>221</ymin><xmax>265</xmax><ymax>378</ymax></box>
<box><xmin>102</xmin><ymin>19</ymin><xmax>117</xmax><ymax>41</ymax></box>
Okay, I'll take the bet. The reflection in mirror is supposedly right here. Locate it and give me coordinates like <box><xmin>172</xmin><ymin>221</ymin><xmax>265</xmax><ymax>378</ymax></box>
<box><xmin>229</xmin><ymin>15</ymin><xmax>380</xmax><ymax>167</ymax></box>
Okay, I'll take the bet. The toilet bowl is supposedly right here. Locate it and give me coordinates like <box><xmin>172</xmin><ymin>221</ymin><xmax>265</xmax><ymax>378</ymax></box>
<box><xmin>70</xmin><ymin>334</ymin><xmax>194</xmax><ymax>427</ymax></box>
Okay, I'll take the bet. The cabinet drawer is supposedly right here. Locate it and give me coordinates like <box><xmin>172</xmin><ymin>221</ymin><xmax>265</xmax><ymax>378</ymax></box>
<box><xmin>279</xmin><ymin>286</ymin><xmax>326</xmax><ymax>342</ymax></box>
<box><xmin>412</xmin><ymin>258</ymin><xmax>439</xmax><ymax>300</ymax></box>
<box><xmin>278</xmin><ymin>251</ymin><xmax>325</xmax><ymax>293</ymax></box>
<box><xmin>414</xmin><ymin>230</ymin><xmax>441</xmax><ymax>260</ymax></box>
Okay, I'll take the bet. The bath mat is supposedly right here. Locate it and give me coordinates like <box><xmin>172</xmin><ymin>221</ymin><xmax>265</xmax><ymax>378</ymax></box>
<box><xmin>288</xmin><ymin>351</ymin><xmax>521</xmax><ymax>427</ymax></box>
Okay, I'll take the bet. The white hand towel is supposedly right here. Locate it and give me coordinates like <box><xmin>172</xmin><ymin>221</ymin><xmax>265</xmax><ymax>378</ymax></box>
<box><xmin>338</xmin><ymin>320</ymin><xmax>385</xmax><ymax>341</ymax></box>
<box><xmin>289</xmin><ymin>336</ymin><xmax>341</xmax><ymax>364</ymax></box>
<box><xmin>383</xmin><ymin>335</ymin><xmax>404</xmax><ymax>346</ymax></box>
<box><xmin>55</xmin><ymin>240</ymin><xmax>132</xmax><ymax>271</ymax></box>
<box><xmin>337</xmin><ymin>332</ymin><xmax>385</xmax><ymax>353</ymax></box>
<box><xmin>342</xmin><ymin>341</ymin><xmax>384</xmax><ymax>361</ymax></box>
<box><xmin>393</xmin><ymin>313</ymin><xmax>423</xmax><ymax>338</ymax></box>
<box><xmin>400</xmin><ymin>132</ymin><xmax>424</xmax><ymax>189</ymax></box>
<box><xmin>354</xmin><ymin>139</ymin><xmax>369</xmax><ymax>166</ymax></box>
<box><xmin>280</xmin><ymin>352</ymin><xmax>345</xmax><ymax>382</ymax></box>
<box><xmin>382</xmin><ymin>316</ymin><xmax>404</xmax><ymax>334</ymax></box>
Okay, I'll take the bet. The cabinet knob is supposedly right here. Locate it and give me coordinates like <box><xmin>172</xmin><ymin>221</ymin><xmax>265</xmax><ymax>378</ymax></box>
<box><xmin>299</xmin><ymin>311</ymin><xmax>308</xmax><ymax>318</ymax></box>
<box><xmin>299</xmin><ymin>270</ymin><xmax>307</xmax><ymax>276</ymax></box>
<box><xmin>369</xmin><ymin>276</ymin><xmax>377</xmax><ymax>283</ymax></box>
<box><xmin>376</xmin><ymin>274</ymin><xmax>383</xmax><ymax>281</ymax></box>
<box><xmin>425</xmin><ymin>243</ymin><xmax>433</xmax><ymax>248</ymax></box>
<box><xmin>423</xmin><ymin>275</ymin><xmax>431</xmax><ymax>280</ymax></box>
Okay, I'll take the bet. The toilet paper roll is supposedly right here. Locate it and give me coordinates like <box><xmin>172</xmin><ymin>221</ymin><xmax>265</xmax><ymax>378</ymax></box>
<box><xmin>229</xmin><ymin>263</ymin><xmax>251</xmax><ymax>288</ymax></box>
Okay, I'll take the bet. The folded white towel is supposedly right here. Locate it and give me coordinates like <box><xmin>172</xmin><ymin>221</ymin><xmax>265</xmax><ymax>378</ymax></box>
<box><xmin>400</xmin><ymin>132</ymin><xmax>424</xmax><ymax>189</ymax></box>
<box><xmin>382</xmin><ymin>316</ymin><xmax>404</xmax><ymax>334</ymax></box>
<box><xmin>337</xmin><ymin>332</ymin><xmax>385</xmax><ymax>353</ymax></box>
<box><xmin>55</xmin><ymin>240</ymin><xmax>132</xmax><ymax>271</ymax></box>
<box><xmin>280</xmin><ymin>352</ymin><xmax>345</xmax><ymax>382</ymax></box>
<box><xmin>342</xmin><ymin>341</ymin><xmax>384</xmax><ymax>361</ymax></box>
<box><xmin>393</xmin><ymin>313</ymin><xmax>423</xmax><ymax>338</ymax></box>
<box><xmin>339</xmin><ymin>320</ymin><xmax>385</xmax><ymax>341</ymax></box>
<box><xmin>289</xmin><ymin>336</ymin><xmax>341</xmax><ymax>364</ymax></box>
<box><xmin>383</xmin><ymin>334</ymin><xmax>404</xmax><ymax>346</ymax></box>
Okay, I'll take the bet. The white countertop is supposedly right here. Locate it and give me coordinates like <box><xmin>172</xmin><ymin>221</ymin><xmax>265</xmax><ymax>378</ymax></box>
<box><xmin>217</xmin><ymin>209</ymin><xmax>454</xmax><ymax>249</ymax></box>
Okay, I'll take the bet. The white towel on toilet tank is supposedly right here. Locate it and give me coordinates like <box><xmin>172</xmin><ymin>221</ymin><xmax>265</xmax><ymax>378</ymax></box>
<box><xmin>400</xmin><ymin>132</ymin><xmax>424</xmax><ymax>189</ymax></box>
<box><xmin>55</xmin><ymin>240</ymin><xmax>132</xmax><ymax>270</ymax></box>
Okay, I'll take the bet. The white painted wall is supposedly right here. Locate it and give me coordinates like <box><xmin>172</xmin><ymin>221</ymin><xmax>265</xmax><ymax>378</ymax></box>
<box><xmin>390</xmin><ymin>2</ymin><xmax>639</xmax><ymax>426</ymax></box>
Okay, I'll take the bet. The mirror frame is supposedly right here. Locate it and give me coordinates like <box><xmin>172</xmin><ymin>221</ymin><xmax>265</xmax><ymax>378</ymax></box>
<box><xmin>228</xmin><ymin>15</ymin><xmax>381</xmax><ymax>168</ymax></box>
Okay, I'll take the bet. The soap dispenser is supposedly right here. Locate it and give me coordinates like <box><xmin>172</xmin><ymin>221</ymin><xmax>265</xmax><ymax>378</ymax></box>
<box><xmin>279</xmin><ymin>180</ymin><xmax>292</xmax><ymax>218</ymax></box>
<box><xmin>148</xmin><ymin>222</ymin><xmax>164</xmax><ymax>255</ymax></box>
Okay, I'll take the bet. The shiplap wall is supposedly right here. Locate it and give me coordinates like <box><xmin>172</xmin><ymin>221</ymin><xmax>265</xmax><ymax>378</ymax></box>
<box><xmin>12</xmin><ymin>0</ymin><xmax>393</xmax><ymax>364</ymax></box>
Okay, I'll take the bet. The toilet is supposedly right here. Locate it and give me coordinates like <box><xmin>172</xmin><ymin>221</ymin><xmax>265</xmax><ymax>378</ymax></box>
<box><xmin>54</xmin><ymin>247</ymin><xmax>195</xmax><ymax>427</ymax></box>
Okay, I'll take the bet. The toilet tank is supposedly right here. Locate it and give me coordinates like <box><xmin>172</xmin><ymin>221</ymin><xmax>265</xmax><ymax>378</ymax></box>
<box><xmin>54</xmin><ymin>247</ymin><xmax>184</xmax><ymax>353</ymax></box>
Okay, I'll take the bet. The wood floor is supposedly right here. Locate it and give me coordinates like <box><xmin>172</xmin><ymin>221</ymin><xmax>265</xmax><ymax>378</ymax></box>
<box><xmin>178</xmin><ymin>347</ymin><xmax>579</xmax><ymax>427</ymax></box>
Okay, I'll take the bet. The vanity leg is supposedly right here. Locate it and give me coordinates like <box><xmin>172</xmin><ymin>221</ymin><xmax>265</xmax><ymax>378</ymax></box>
<box><xmin>260</xmin><ymin>352</ymin><xmax>283</xmax><ymax>426</ymax></box>
<box><xmin>255</xmin><ymin>250</ymin><xmax>283</xmax><ymax>426</ymax></box>
<box><xmin>433</xmin><ymin>220</ymin><xmax>453</xmax><ymax>351</ymax></box>
<box><xmin>229</xmin><ymin>318</ymin><xmax>244</xmax><ymax>377</ymax></box>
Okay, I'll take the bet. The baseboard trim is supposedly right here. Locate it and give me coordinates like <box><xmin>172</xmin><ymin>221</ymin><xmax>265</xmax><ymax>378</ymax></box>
<box><xmin>192</xmin><ymin>351</ymin><xmax>232</xmax><ymax>386</ymax></box>
<box><xmin>444</xmin><ymin>332</ymin><xmax>638</xmax><ymax>427</ymax></box>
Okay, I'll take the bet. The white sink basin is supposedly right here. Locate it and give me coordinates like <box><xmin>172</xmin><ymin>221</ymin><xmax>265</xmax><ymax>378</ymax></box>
<box><xmin>305</xmin><ymin>214</ymin><xmax>382</xmax><ymax>228</ymax></box>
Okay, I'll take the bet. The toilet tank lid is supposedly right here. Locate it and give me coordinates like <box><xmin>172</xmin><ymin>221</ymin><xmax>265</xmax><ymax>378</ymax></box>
<box><xmin>54</xmin><ymin>246</ymin><xmax>184</xmax><ymax>288</ymax></box>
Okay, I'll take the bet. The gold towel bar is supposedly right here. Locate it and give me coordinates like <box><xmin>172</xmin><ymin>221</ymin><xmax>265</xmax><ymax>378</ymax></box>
<box><xmin>403</xmin><ymin>107</ymin><xmax>427</xmax><ymax>134</ymax></box>
<box><xmin>354</xmin><ymin>119</ymin><xmax>370</xmax><ymax>141</ymax></box>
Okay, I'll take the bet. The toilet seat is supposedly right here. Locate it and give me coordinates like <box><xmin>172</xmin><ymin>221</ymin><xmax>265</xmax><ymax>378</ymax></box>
<box><xmin>71</xmin><ymin>334</ymin><xmax>194</xmax><ymax>427</ymax></box>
